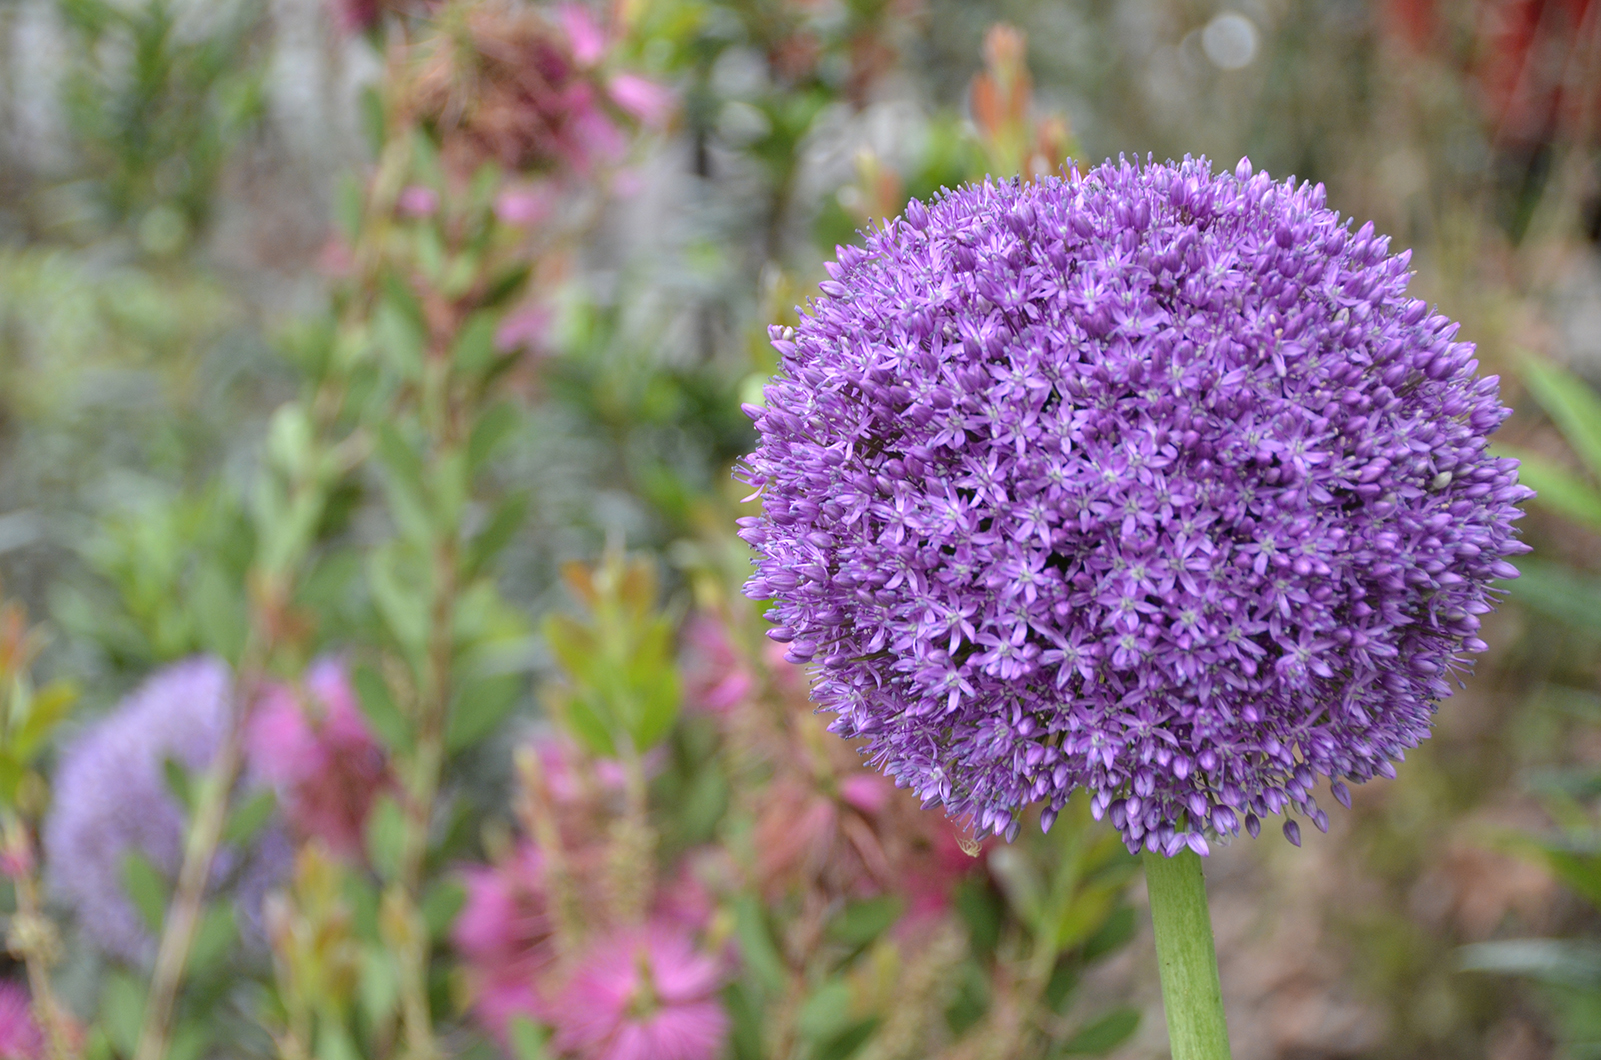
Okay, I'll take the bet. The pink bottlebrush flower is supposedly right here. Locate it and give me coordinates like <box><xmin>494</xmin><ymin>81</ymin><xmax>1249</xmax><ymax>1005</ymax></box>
<box><xmin>397</xmin><ymin>185</ymin><xmax>440</xmax><ymax>218</ymax></box>
<box><xmin>454</xmin><ymin>843</ymin><xmax>558</xmax><ymax>1037</ymax></box>
<box><xmin>607</xmin><ymin>74</ymin><xmax>675</xmax><ymax>129</ymax></box>
<box><xmin>558</xmin><ymin>2</ymin><xmax>607</xmax><ymax>66</ymax></box>
<box><xmin>680</xmin><ymin>614</ymin><xmax>753</xmax><ymax>716</ymax></box>
<box><xmin>530</xmin><ymin>733</ymin><xmax>665</xmax><ymax>805</ymax></box>
<box><xmin>245</xmin><ymin>659</ymin><xmax>388</xmax><ymax>861</ymax></box>
<box><xmin>0</xmin><ymin>982</ymin><xmax>42</xmax><ymax>1060</ymax></box>
<box><xmin>554</xmin><ymin>925</ymin><xmax>728</xmax><ymax>1060</ymax></box>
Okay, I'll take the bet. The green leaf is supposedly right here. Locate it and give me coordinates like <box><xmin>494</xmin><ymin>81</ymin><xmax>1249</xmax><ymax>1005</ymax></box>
<box><xmin>954</xmin><ymin>878</ymin><xmax>1003</xmax><ymax>957</ymax></box>
<box><xmin>1525</xmin><ymin>358</ymin><xmax>1601</xmax><ymax>480</ymax></box>
<box><xmin>315</xmin><ymin>1020</ymin><xmax>362</xmax><ymax>1060</ymax></box>
<box><xmin>122</xmin><ymin>849</ymin><xmax>170</xmax><ymax>933</ymax></box>
<box><xmin>508</xmin><ymin>1016</ymin><xmax>553</xmax><ymax>1060</ymax></box>
<box><xmin>421</xmin><ymin>879</ymin><xmax>466</xmax><ymax>939</ymax></box>
<box><xmin>358</xmin><ymin>86</ymin><xmax>386</xmax><ymax>158</ymax></box>
<box><xmin>1052</xmin><ymin>879</ymin><xmax>1123</xmax><ymax>953</ymax></box>
<box><xmin>453</xmin><ymin>312</ymin><xmax>500</xmax><ymax>379</ymax></box>
<box><xmin>827</xmin><ymin>896</ymin><xmax>903</xmax><ymax>947</ymax></box>
<box><xmin>163</xmin><ymin>757</ymin><xmax>196</xmax><ymax>814</ymax></box>
<box><xmin>223</xmin><ymin>788</ymin><xmax>277</xmax><ymax>846</ymax></box>
<box><xmin>734</xmin><ymin>894</ymin><xmax>787</xmax><ymax>994</ymax></box>
<box><xmin>100</xmin><ymin>971</ymin><xmax>146</xmax><ymax>1058</ymax></box>
<box><xmin>189</xmin><ymin>903</ymin><xmax>237</xmax><ymax>976</ymax></box>
<box><xmin>561</xmin><ymin>693</ymin><xmax>617</xmax><ymax>758</ymax></box>
<box><xmin>168</xmin><ymin>1020</ymin><xmax>209</xmax><ymax>1060</ymax></box>
<box><xmin>796</xmin><ymin>978</ymin><xmax>855</xmax><ymax>1043</ymax></box>
<box><xmin>1044</xmin><ymin>956</ymin><xmax>1078</xmax><ymax>1012</ymax></box>
<box><xmin>816</xmin><ymin>1018</ymin><xmax>879</xmax><ymax>1060</ymax></box>
<box><xmin>726</xmin><ymin>979</ymin><xmax>765</xmax><ymax>1060</ymax></box>
<box><xmin>376</xmin><ymin>424</ymin><xmax>432</xmax><ymax>546</ymax></box>
<box><xmin>466</xmin><ymin>402</ymin><xmax>522</xmax><ymax>476</ymax></box>
<box><xmin>465</xmin><ymin>491</ymin><xmax>530</xmax><ymax>578</ymax></box>
<box><xmin>1459</xmin><ymin>938</ymin><xmax>1601</xmax><ymax>988</ymax></box>
<box><xmin>1493</xmin><ymin>446</ymin><xmax>1601</xmax><ymax>531</ymax></box>
<box><xmin>335</xmin><ymin>171</ymin><xmax>365</xmax><ymax>239</ymax></box>
<box><xmin>11</xmin><ymin>679</ymin><xmax>77</xmax><ymax>763</ymax></box>
<box><xmin>365</xmin><ymin>794</ymin><xmax>407</xmax><ymax>882</ymax></box>
<box><xmin>1508</xmin><ymin>558</ymin><xmax>1601</xmax><ymax>633</ymax></box>
<box><xmin>1057</xmin><ymin>1007</ymin><xmax>1141</xmax><ymax>1056</ymax></box>
<box><xmin>358</xmin><ymin>943</ymin><xmax>400</xmax><ymax>1026</ymax></box>
<box><xmin>353</xmin><ymin>663</ymin><xmax>411</xmax><ymax>752</ymax></box>
<box><xmin>1081</xmin><ymin>905</ymin><xmax>1137</xmax><ymax>961</ymax></box>
<box><xmin>0</xmin><ymin>755</ymin><xmax>23</xmax><ymax>805</ymax></box>
<box><xmin>446</xmin><ymin>673</ymin><xmax>524</xmax><ymax>753</ymax></box>
<box><xmin>368</xmin><ymin>545</ymin><xmax>430</xmax><ymax>653</ymax></box>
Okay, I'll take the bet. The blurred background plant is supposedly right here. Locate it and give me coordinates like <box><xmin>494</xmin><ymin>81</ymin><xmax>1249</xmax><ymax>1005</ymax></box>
<box><xmin>0</xmin><ymin>0</ymin><xmax>1597</xmax><ymax>1058</ymax></box>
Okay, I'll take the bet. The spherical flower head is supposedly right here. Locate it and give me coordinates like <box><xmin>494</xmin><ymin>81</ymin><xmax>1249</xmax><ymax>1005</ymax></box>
<box><xmin>552</xmin><ymin>924</ymin><xmax>728</xmax><ymax>1060</ymax></box>
<box><xmin>45</xmin><ymin>657</ymin><xmax>287</xmax><ymax>962</ymax></box>
<box><xmin>0</xmin><ymin>981</ymin><xmax>41</xmax><ymax>1060</ymax></box>
<box><xmin>245</xmin><ymin>658</ymin><xmax>389</xmax><ymax>861</ymax></box>
<box><xmin>736</xmin><ymin>156</ymin><xmax>1533</xmax><ymax>857</ymax></box>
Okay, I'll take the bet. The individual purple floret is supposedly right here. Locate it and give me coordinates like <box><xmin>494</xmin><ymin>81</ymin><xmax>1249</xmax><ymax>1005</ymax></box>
<box><xmin>44</xmin><ymin>657</ymin><xmax>287</xmax><ymax>962</ymax></box>
<box><xmin>736</xmin><ymin>156</ymin><xmax>1532</xmax><ymax>856</ymax></box>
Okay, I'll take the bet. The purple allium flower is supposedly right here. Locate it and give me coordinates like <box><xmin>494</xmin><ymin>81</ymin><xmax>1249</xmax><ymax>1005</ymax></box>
<box><xmin>44</xmin><ymin>657</ymin><xmax>288</xmax><ymax>962</ymax></box>
<box><xmin>736</xmin><ymin>157</ymin><xmax>1532</xmax><ymax>856</ymax></box>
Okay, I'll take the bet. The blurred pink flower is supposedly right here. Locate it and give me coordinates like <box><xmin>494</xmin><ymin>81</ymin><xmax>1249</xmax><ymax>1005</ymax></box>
<box><xmin>571</xmin><ymin>104</ymin><xmax>628</xmax><ymax>168</ymax></box>
<box><xmin>608</xmin><ymin>74</ymin><xmax>675</xmax><ymax>129</ymax></box>
<box><xmin>532</xmin><ymin>733</ymin><xmax>664</xmax><ymax>805</ymax></box>
<box><xmin>245</xmin><ymin>659</ymin><xmax>388</xmax><ymax>861</ymax></box>
<box><xmin>495</xmin><ymin>185</ymin><xmax>554</xmax><ymax>228</ymax></box>
<box><xmin>838</xmin><ymin>773</ymin><xmax>892</xmax><ymax>816</ymax></box>
<box><xmin>652</xmin><ymin>855</ymin><xmax>719</xmax><ymax>932</ymax></box>
<box><xmin>553</xmin><ymin>924</ymin><xmax>728</xmax><ymax>1060</ymax></box>
<box><xmin>558</xmin><ymin>3</ymin><xmax>608</xmax><ymax>66</ymax></box>
<box><xmin>761</xmin><ymin>641</ymin><xmax>808</xmax><ymax>700</ymax></box>
<box><xmin>316</xmin><ymin>238</ymin><xmax>354</xmax><ymax>279</ymax></box>
<box><xmin>0</xmin><ymin>982</ymin><xmax>41</xmax><ymax>1060</ymax></box>
<box><xmin>495</xmin><ymin>305</ymin><xmax>552</xmax><ymax>355</ymax></box>
<box><xmin>454</xmin><ymin>842</ymin><xmax>558</xmax><ymax>1035</ymax></box>
<box><xmin>680</xmin><ymin>614</ymin><xmax>753</xmax><ymax>716</ymax></box>
<box><xmin>397</xmin><ymin>185</ymin><xmax>440</xmax><ymax>218</ymax></box>
<box><xmin>326</xmin><ymin>0</ymin><xmax>383</xmax><ymax>33</ymax></box>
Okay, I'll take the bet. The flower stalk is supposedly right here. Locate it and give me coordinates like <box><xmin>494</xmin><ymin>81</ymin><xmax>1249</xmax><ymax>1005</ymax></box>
<box><xmin>1143</xmin><ymin>849</ymin><xmax>1231</xmax><ymax>1060</ymax></box>
<box><xmin>4</xmin><ymin>813</ymin><xmax>75</xmax><ymax>1060</ymax></box>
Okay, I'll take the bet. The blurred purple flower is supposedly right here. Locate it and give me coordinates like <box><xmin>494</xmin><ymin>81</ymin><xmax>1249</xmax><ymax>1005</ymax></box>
<box><xmin>737</xmin><ymin>156</ymin><xmax>1533</xmax><ymax>856</ymax></box>
<box><xmin>552</xmin><ymin>924</ymin><xmax>727</xmax><ymax>1060</ymax></box>
<box><xmin>0</xmin><ymin>982</ymin><xmax>41</xmax><ymax>1060</ymax></box>
<box><xmin>245</xmin><ymin>658</ymin><xmax>389</xmax><ymax>861</ymax></box>
<box><xmin>44</xmin><ymin>657</ymin><xmax>287</xmax><ymax>962</ymax></box>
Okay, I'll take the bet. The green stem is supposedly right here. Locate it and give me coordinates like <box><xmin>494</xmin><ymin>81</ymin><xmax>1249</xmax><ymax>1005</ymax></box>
<box><xmin>1143</xmin><ymin>848</ymin><xmax>1231</xmax><ymax>1060</ymax></box>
